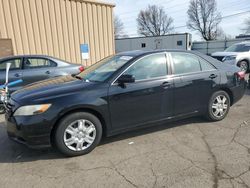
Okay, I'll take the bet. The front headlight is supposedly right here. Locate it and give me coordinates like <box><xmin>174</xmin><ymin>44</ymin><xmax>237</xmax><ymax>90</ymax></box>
<box><xmin>222</xmin><ymin>56</ymin><xmax>236</xmax><ymax>62</ymax></box>
<box><xmin>14</xmin><ymin>104</ymin><xmax>51</xmax><ymax>116</ymax></box>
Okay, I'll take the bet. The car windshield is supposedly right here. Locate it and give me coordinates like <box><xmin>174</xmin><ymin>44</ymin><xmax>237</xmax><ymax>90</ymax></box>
<box><xmin>225</xmin><ymin>44</ymin><xmax>250</xmax><ymax>52</ymax></box>
<box><xmin>78</xmin><ymin>55</ymin><xmax>133</xmax><ymax>82</ymax></box>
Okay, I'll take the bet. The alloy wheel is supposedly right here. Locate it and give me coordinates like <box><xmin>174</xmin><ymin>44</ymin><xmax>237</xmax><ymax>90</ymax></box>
<box><xmin>211</xmin><ymin>95</ymin><xmax>228</xmax><ymax>118</ymax></box>
<box><xmin>240</xmin><ymin>61</ymin><xmax>248</xmax><ymax>72</ymax></box>
<box><xmin>63</xmin><ymin>119</ymin><xmax>96</xmax><ymax>151</ymax></box>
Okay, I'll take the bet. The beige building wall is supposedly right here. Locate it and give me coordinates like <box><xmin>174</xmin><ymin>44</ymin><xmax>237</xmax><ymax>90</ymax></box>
<box><xmin>0</xmin><ymin>0</ymin><xmax>115</xmax><ymax>66</ymax></box>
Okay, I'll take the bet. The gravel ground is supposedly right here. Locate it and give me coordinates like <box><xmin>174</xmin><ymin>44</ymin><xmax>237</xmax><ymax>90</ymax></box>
<box><xmin>0</xmin><ymin>89</ymin><xmax>249</xmax><ymax>188</ymax></box>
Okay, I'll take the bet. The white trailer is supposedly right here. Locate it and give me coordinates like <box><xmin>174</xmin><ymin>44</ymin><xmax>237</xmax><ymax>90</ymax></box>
<box><xmin>115</xmin><ymin>33</ymin><xmax>192</xmax><ymax>53</ymax></box>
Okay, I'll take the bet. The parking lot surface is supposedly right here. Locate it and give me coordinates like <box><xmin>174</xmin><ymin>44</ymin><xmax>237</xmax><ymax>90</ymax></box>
<box><xmin>0</xmin><ymin>90</ymin><xmax>249</xmax><ymax>188</ymax></box>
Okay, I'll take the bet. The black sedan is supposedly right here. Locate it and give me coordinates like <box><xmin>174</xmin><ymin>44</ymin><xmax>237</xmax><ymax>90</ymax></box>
<box><xmin>0</xmin><ymin>55</ymin><xmax>84</xmax><ymax>113</ymax></box>
<box><xmin>5</xmin><ymin>50</ymin><xmax>246</xmax><ymax>156</ymax></box>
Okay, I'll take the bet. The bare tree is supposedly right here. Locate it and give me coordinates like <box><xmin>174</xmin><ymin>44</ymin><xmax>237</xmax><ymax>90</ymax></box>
<box><xmin>114</xmin><ymin>15</ymin><xmax>127</xmax><ymax>39</ymax></box>
<box><xmin>215</xmin><ymin>27</ymin><xmax>233</xmax><ymax>40</ymax></box>
<box><xmin>137</xmin><ymin>5</ymin><xmax>174</xmax><ymax>36</ymax></box>
<box><xmin>243</xmin><ymin>17</ymin><xmax>250</xmax><ymax>33</ymax></box>
<box><xmin>187</xmin><ymin>0</ymin><xmax>222</xmax><ymax>41</ymax></box>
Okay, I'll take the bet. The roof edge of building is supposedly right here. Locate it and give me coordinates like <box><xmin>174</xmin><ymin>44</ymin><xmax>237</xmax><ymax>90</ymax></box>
<box><xmin>115</xmin><ymin>33</ymin><xmax>191</xmax><ymax>40</ymax></box>
<box><xmin>68</xmin><ymin>0</ymin><xmax>115</xmax><ymax>7</ymax></box>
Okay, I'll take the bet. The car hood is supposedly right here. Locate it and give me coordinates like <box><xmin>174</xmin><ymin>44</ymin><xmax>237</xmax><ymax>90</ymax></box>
<box><xmin>11</xmin><ymin>75</ymin><xmax>94</xmax><ymax>104</ymax></box>
<box><xmin>211</xmin><ymin>51</ymin><xmax>239</xmax><ymax>57</ymax></box>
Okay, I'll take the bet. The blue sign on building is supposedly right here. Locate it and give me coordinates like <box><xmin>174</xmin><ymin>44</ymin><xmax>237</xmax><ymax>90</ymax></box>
<box><xmin>80</xmin><ymin>44</ymin><xmax>89</xmax><ymax>60</ymax></box>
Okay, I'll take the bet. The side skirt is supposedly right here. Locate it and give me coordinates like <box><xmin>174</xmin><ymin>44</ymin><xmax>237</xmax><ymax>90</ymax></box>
<box><xmin>106</xmin><ymin>111</ymin><xmax>200</xmax><ymax>137</ymax></box>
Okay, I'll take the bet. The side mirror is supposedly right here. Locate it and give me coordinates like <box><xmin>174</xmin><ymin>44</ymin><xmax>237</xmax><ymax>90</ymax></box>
<box><xmin>117</xmin><ymin>74</ymin><xmax>135</xmax><ymax>85</ymax></box>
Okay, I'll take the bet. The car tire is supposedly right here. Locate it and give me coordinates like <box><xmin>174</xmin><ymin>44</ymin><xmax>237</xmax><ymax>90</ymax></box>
<box><xmin>239</xmin><ymin>61</ymin><xmax>249</xmax><ymax>73</ymax></box>
<box><xmin>206</xmin><ymin>91</ymin><xmax>230</xmax><ymax>121</ymax></box>
<box><xmin>54</xmin><ymin>112</ymin><xmax>103</xmax><ymax>157</ymax></box>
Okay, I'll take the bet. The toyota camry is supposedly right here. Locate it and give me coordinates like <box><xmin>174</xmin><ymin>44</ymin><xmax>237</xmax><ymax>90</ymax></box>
<box><xmin>4</xmin><ymin>50</ymin><xmax>246</xmax><ymax>156</ymax></box>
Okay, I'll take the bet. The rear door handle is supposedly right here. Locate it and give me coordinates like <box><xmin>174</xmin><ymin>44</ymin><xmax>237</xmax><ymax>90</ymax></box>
<box><xmin>209</xmin><ymin>74</ymin><xmax>218</xmax><ymax>79</ymax></box>
<box><xmin>45</xmin><ymin>70</ymin><xmax>51</xmax><ymax>74</ymax></box>
<box><xmin>14</xmin><ymin>73</ymin><xmax>21</xmax><ymax>77</ymax></box>
<box><xmin>161</xmin><ymin>81</ymin><xmax>171</xmax><ymax>89</ymax></box>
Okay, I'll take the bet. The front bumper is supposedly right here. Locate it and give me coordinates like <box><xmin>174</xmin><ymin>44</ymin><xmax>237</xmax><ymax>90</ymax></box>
<box><xmin>5</xmin><ymin>110</ymin><xmax>53</xmax><ymax>149</ymax></box>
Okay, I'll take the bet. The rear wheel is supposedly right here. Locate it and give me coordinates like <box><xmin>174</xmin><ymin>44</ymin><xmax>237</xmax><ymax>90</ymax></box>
<box><xmin>239</xmin><ymin>61</ymin><xmax>249</xmax><ymax>73</ymax></box>
<box><xmin>54</xmin><ymin>112</ymin><xmax>102</xmax><ymax>157</ymax></box>
<box><xmin>206</xmin><ymin>91</ymin><xmax>230</xmax><ymax>121</ymax></box>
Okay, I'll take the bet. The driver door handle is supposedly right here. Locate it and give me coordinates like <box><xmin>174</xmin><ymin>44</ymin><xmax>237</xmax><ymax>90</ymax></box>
<box><xmin>45</xmin><ymin>70</ymin><xmax>51</xmax><ymax>74</ymax></box>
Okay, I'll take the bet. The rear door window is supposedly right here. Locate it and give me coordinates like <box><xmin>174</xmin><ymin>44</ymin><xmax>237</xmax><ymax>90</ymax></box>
<box><xmin>24</xmin><ymin>58</ymin><xmax>57</xmax><ymax>69</ymax></box>
<box><xmin>171</xmin><ymin>52</ymin><xmax>201</xmax><ymax>74</ymax></box>
<box><xmin>171</xmin><ymin>52</ymin><xmax>216</xmax><ymax>74</ymax></box>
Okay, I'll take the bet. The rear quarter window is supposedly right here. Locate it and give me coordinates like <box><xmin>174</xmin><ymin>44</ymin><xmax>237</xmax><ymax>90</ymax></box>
<box><xmin>199</xmin><ymin>58</ymin><xmax>216</xmax><ymax>71</ymax></box>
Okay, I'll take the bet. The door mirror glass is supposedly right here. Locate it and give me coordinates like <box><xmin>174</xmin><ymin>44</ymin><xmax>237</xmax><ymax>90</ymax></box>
<box><xmin>117</xmin><ymin>74</ymin><xmax>135</xmax><ymax>84</ymax></box>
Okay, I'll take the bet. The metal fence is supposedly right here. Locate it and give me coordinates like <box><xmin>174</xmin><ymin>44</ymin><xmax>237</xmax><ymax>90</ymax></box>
<box><xmin>192</xmin><ymin>38</ymin><xmax>250</xmax><ymax>55</ymax></box>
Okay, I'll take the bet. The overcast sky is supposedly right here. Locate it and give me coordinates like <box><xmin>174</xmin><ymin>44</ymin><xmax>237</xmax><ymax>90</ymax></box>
<box><xmin>105</xmin><ymin>0</ymin><xmax>250</xmax><ymax>41</ymax></box>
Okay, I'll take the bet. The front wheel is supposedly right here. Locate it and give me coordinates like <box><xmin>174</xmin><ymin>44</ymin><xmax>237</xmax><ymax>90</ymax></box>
<box><xmin>54</xmin><ymin>112</ymin><xmax>103</xmax><ymax>157</ymax></box>
<box><xmin>206</xmin><ymin>91</ymin><xmax>230</xmax><ymax>121</ymax></box>
<box><xmin>239</xmin><ymin>61</ymin><xmax>249</xmax><ymax>73</ymax></box>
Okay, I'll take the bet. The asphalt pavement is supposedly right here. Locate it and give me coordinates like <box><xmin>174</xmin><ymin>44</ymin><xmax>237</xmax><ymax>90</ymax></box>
<box><xmin>0</xmin><ymin>90</ymin><xmax>249</xmax><ymax>188</ymax></box>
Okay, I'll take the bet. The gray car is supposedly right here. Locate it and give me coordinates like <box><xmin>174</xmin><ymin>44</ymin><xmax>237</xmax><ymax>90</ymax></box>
<box><xmin>0</xmin><ymin>55</ymin><xmax>84</xmax><ymax>113</ymax></box>
<box><xmin>211</xmin><ymin>42</ymin><xmax>250</xmax><ymax>73</ymax></box>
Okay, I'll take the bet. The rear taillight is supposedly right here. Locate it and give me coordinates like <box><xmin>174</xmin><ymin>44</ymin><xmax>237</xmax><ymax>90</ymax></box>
<box><xmin>79</xmin><ymin>66</ymin><xmax>84</xmax><ymax>72</ymax></box>
<box><xmin>236</xmin><ymin>71</ymin><xmax>245</xmax><ymax>80</ymax></box>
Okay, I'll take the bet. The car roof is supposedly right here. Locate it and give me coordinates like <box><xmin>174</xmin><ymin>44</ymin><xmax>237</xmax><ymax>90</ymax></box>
<box><xmin>117</xmin><ymin>49</ymin><xmax>195</xmax><ymax>57</ymax></box>
<box><xmin>0</xmin><ymin>55</ymin><xmax>65</xmax><ymax>61</ymax></box>
<box><xmin>0</xmin><ymin>55</ymin><xmax>79</xmax><ymax>66</ymax></box>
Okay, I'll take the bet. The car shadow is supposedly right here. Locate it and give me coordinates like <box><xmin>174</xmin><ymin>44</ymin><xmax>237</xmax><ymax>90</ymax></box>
<box><xmin>0</xmin><ymin>116</ymin><xmax>205</xmax><ymax>163</ymax></box>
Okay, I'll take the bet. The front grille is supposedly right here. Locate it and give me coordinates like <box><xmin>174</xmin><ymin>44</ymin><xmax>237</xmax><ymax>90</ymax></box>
<box><xmin>4</xmin><ymin>98</ymin><xmax>17</xmax><ymax>114</ymax></box>
<box><xmin>4</xmin><ymin>102</ymin><xmax>13</xmax><ymax>114</ymax></box>
<box><xmin>211</xmin><ymin>56</ymin><xmax>224</xmax><ymax>62</ymax></box>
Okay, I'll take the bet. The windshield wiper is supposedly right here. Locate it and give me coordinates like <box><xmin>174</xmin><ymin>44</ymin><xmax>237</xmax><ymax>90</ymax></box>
<box><xmin>82</xmin><ymin>79</ymin><xmax>101</xmax><ymax>83</ymax></box>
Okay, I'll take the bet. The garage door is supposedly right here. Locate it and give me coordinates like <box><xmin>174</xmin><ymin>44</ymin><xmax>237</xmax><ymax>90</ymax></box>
<box><xmin>0</xmin><ymin>39</ymin><xmax>13</xmax><ymax>58</ymax></box>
